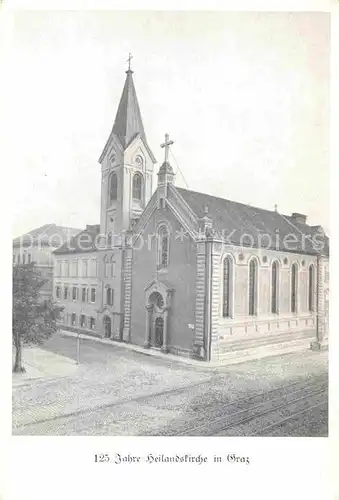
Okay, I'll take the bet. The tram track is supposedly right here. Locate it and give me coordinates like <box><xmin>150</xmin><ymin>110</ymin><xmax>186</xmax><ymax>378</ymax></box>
<box><xmin>175</xmin><ymin>380</ymin><xmax>327</xmax><ymax>436</ymax></box>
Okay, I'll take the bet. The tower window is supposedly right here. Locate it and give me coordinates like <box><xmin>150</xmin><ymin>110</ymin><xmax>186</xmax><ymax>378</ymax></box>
<box><xmin>108</xmin><ymin>172</ymin><xmax>118</xmax><ymax>204</ymax></box>
<box><xmin>132</xmin><ymin>172</ymin><xmax>143</xmax><ymax>201</ymax></box>
<box><xmin>248</xmin><ymin>259</ymin><xmax>258</xmax><ymax>316</ymax></box>
<box><xmin>106</xmin><ymin>287</ymin><xmax>114</xmax><ymax>306</ymax></box>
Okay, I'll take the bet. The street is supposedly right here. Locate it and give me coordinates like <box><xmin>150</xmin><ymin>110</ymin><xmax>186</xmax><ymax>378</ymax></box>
<box><xmin>12</xmin><ymin>332</ymin><xmax>328</xmax><ymax>437</ymax></box>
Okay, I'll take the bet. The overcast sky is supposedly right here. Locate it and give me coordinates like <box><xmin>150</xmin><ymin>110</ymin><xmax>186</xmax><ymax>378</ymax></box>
<box><xmin>10</xmin><ymin>11</ymin><xmax>330</xmax><ymax>237</ymax></box>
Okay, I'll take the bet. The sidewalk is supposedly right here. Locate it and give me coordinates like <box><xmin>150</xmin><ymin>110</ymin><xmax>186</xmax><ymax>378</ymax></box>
<box><xmin>12</xmin><ymin>345</ymin><xmax>79</xmax><ymax>387</ymax></box>
<box><xmin>58</xmin><ymin>329</ymin><xmax>326</xmax><ymax>368</ymax></box>
<box><xmin>59</xmin><ymin>329</ymin><xmax>220</xmax><ymax>367</ymax></box>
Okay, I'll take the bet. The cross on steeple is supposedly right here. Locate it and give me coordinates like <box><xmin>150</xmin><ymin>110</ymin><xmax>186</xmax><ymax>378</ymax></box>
<box><xmin>160</xmin><ymin>133</ymin><xmax>174</xmax><ymax>163</ymax></box>
<box><xmin>127</xmin><ymin>53</ymin><xmax>133</xmax><ymax>72</ymax></box>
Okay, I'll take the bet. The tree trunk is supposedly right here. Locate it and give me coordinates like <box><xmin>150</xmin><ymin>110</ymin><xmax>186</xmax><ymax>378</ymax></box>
<box><xmin>13</xmin><ymin>336</ymin><xmax>25</xmax><ymax>373</ymax></box>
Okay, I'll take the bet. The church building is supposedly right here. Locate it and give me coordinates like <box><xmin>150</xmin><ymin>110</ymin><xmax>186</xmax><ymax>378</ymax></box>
<box><xmin>54</xmin><ymin>63</ymin><xmax>329</xmax><ymax>362</ymax></box>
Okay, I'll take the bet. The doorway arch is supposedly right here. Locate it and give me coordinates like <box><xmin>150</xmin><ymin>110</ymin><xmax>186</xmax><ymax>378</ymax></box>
<box><xmin>103</xmin><ymin>315</ymin><xmax>112</xmax><ymax>338</ymax></box>
<box><xmin>144</xmin><ymin>280</ymin><xmax>173</xmax><ymax>352</ymax></box>
<box><xmin>155</xmin><ymin>316</ymin><xmax>164</xmax><ymax>347</ymax></box>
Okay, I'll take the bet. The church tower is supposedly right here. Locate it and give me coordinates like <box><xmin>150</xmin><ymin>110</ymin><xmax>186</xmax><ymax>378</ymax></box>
<box><xmin>99</xmin><ymin>58</ymin><xmax>156</xmax><ymax>240</ymax></box>
<box><xmin>97</xmin><ymin>57</ymin><xmax>156</xmax><ymax>341</ymax></box>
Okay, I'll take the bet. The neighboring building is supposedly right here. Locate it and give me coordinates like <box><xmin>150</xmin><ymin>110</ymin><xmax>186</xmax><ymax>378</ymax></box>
<box><xmin>54</xmin><ymin>225</ymin><xmax>101</xmax><ymax>333</ymax></box>
<box><xmin>13</xmin><ymin>224</ymin><xmax>82</xmax><ymax>303</ymax></box>
<box><xmin>53</xmin><ymin>64</ymin><xmax>329</xmax><ymax>361</ymax></box>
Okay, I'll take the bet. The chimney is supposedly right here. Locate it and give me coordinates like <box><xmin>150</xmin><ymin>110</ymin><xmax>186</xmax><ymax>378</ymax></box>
<box><xmin>291</xmin><ymin>213</ymin><xmax>307</xmax><ymax>225</ymax></box>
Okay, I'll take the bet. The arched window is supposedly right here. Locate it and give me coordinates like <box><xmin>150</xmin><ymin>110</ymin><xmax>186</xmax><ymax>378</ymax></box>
<box><xmin>108</xmin><ymin>172</ymin><xmax>118</xmax><ymax>204</ymax></box>
<box><xmin>107</xmin><ymin>233</ymin><xmax>112</xmax><ymax>248</ymax></box>
<box><xmin>222</xmin><ymin>257</ymin><xmax>232</xmax><ymax>317</ymax></box>
<box><xmin>132</xmin><ymin>172</ymin><xmax>143</xmax><ymax>201</ymax></box>
<box><xmin>308</xmin><ymin>265</ymin><xmax>314</xmax><ymax>311</ymax></box>
<box><xmin>23</xmin><ymin>254</ymin><xmax>26</xmax><ymax>264</ymax></box>
<box><xmin>27</xmin><ymin>253</ymin><xmax>31</xmax><ymax>264</ymax></box>
<box><xmin>149</xmin><ymin>291</ymin><xmax>164</xmax><ymax>309</ymax></box>
<box><xmin>157</xmin><ymin>225</ymin><xmax>169</xmax><ymax>269</ymax></box>
<box><xmin>271</xmin><ymin>261</ymin><xmax>279</xmax><ymax>314</ymax></box>
<box><xmin>291</xmin><ymin>263</ymin><xmax>298</xmax><ymax>313</ymax></box>
<box><xmin>248</xmin><ymin>259</ymin><xmax>258</xmax><ymax>316</ymax></box>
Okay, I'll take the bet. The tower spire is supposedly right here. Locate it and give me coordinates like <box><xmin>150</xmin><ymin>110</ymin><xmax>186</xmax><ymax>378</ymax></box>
<box><xmin>99</xmin><ymin>56</ymin><xmax>156</xmax><ymax>163</ymax></box>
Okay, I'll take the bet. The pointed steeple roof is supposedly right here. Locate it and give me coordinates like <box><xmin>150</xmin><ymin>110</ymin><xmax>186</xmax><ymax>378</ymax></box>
<box><xmin>99</xmin><ymin>65</ymin><xmax>155</xmax><ymax>163</ymax></box>
<box><xmin>112</xmin><ymin>69</ymin><xmax>146</xmax><ymax>149</ymax></box>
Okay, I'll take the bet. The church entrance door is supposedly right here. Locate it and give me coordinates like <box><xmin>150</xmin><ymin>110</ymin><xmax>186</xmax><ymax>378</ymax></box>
<box><xmin>154</xmin><ymin>316</ymin><xmax>164</xmax><ymax>348</ymax></box>
<box><xmin>103</xmin><ymin>315</ymin><xmax>111</xmax><ymax>338</ymax></box>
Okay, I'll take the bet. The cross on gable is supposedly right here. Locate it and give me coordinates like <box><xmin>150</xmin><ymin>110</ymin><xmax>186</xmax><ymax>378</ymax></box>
<box><xmin>160</xmin><ymin>133</ymin><xmax>174</xmax><ymax>163</ymax></box>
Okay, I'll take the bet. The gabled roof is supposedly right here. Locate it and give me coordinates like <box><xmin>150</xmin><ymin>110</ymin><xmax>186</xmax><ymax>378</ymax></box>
<box><xmin>176</xmin><ymin>187</ymin><xmax>329</xmax><ymax>256</ymax></box>
<box><xmin>13</xmin><ymin>224</ymin><xmax>82</xmax><ymax>248</ymax></box>
<box><xmin>99</xmin><ymin>70</ymin><xmax>155</xmax><ymax>163</ymax></box>
<box><xmin>53</xmin><ymin>224</ymin><xmax>100</xmax><ymax>255</ymax></box>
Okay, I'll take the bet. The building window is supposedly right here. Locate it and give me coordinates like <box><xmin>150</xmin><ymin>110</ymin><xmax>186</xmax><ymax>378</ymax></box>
<box><xmin>56</xmin><ymin>260</ymin><xmax>62</xmax><ymax>277</ymax></box>
<box><xmin>81</xmin><ymin>287</ymin><xmax>85</xmax><ymax>302</ymax></box>
<box><xmin>72</xmin><ymin>286</ymin><xmax>77</xmax><ymax>301</ymax></box>
<box><xmin>82</xmin><ymin>260</ymin><xmax>88</xmax><ymax>277</ymax></box>
<box><xmin>23</xmin><ymin>254</ymin><xmax>26</xmax><ymax>264</ymax></box>
<box><xmin>106</xmin><ymin>287</ymin><xmax>114</xmax><ymax>306</ymax></box>
<box><xmin>222</xmin><ymin>257</ymin><xmax>232</xmax><ymax>318</ymax></box>
<box><xmin>64</xmin><ymin>286</ymin><xmax>69</xmax><ymax>300</ymax></box>
<box><xmin>17</xmin><ymin>254</ymin><xmax>20</xmax><ymax>264</ymax></box>
<box><xmin>291</xmin><ymin>263</ymin><xmax>298</xmax><ymax>313</ymax></box>
<box><xmin>80</xmin><ymin>314</ymin><xmax>86</xmax><ymax>328</ymax></box>
<box><xmin>308</xmin><ymin>265</ymin><xmax>314</xmax><ymax>311</ymax></box>
<box><xmin>71</xmin><ymin>313</ymin><xmax>77</xmax><ymax>326</ymax></box>
<box><xmin>248</xmin><ymin>258</ymin><xmax>258</xmax><ymax>316</ymax></box>
<box><xmin>271</xmin><ymin>261</ymin><xmax>279</xmax><ymax>314</ymax></box>
<box><xmin>108</xmin><ymin>172</ymin><xmax>118</xmax><ymax>204</ymax></box>
<box><xmin>90</xmin><ymin>317</ymin><xmax>96</xmax><ymax>330</ymax></box>
<box><xmin>132</xmin><ymin>172</ymin><xmax>143</xmax><ymax>201</ymax></box>
<box><xmin>157</xmin><ymin>225</ymin><xmax>169</xmax><ymax>269</ymax></box>
<box><xmin>27</xmin><ymin>253</ymin><xmax>31</xmax><ymax>264</ymax></box>
<box><xmin>56</xmin><ymin>286</ymin><xmax>60</xmax><ymax>298</ymax></box>
<box><xmin>91</xmin><ymin>288</ymin><xmax>96</xmax><ymax>303</ymax></box>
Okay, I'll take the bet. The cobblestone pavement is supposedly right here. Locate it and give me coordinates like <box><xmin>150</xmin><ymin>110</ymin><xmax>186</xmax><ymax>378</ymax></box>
<box><xmin>12</xmin><ymin>332</ymin><xmax>328</xmax><ymax>436</ymax></box>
